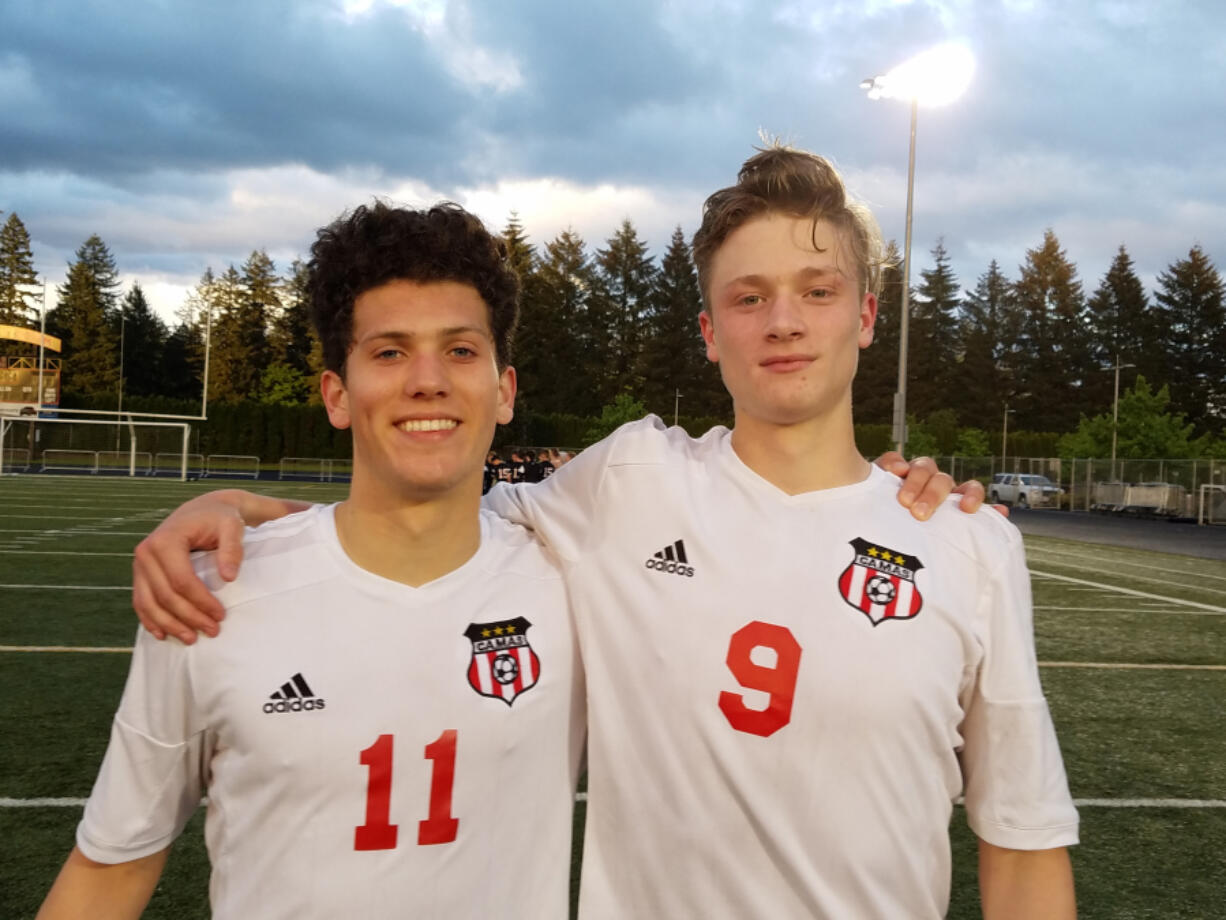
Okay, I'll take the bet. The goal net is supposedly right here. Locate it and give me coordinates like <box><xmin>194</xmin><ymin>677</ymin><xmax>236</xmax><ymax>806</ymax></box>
<box><xmin>0</xmin><ymin>414</ymin><xmax>193</xmax><ymax>480</ymax></box>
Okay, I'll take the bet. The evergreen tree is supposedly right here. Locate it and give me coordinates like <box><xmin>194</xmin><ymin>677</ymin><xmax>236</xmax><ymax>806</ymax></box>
<box><xmin>1012</xmin><ymin>230</ymin><xmax>1090</xmax><ymax>431</ymax></box>
<box><xmin>1153</xmin><ymin>245</ymin><xmax>1226</xmax><ymax>431</ymax></box>
<box><xmin>593</xmin><ymin>220</ymin><xmax>657</xmax><ymax>402</ymax></box>
<box><xmin>1084</xmin><ymin>245</ymin><xmax>1155</xmax><ymax>409</ymax></box>
<box><xmin>852</xmin><ymin>240</ymin><xmax>902</xmax><ymax>426</ymax></box>
<box><xmin>951</xmin><ymin>260</ymin><xmax>1017</xmax><ymax>425</ymax></box>
<box><xmin>0</xmin><ymin>212</ymin><xmax>39</xmax><ymax>328</ymax></box>
<box><xmin>52</xmin><ymin>235</ymin><xmax>121</xmax><ymax>397</ymax></box>
<box><xmin>528</xmin><ymin>230</ymin><xmax>600</xmax><ymax>415</ymax></box>
<box><xmin>117</xmin><ymin>283</ymin><xmax>169</xmax><ymax>398</ymax></box>
<box><xmin>500</xmin><ymin>213</ymin><xmax>546</xmax><ymax>410</ymax></box>
<box><xmin>1057</xmin><ymin>376</ymin><xmax>1206</xmax><ymax>459</ymax></box>
<box><xmin>269</xmin><ymin>259</ymin><xmax>314</xmax><ymax>375</ymax></box>
<box><xmin>637</xmin><ymin>227</ymin><xmax>727</xmax><ymax>419</ymax></box>
<box><xmin>908</xmin><ymin>240</ymin><xmax>960</xmax><ymax>419</ymax></box>
<box><xmin>208</xmin><ymin>264</ymin><xmax>269</xmax><ymax>403</ymax></box>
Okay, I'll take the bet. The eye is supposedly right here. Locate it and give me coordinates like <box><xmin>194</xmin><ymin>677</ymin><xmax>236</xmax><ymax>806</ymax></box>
<box><xmin>374</xmin><ymin>347</ymin><xmax>402</xmax><ymax>360</ymax></box>
<box><xmin>807</xmin><ymin>287</ymin><xmax>833</xmax><ymax>299</ymax></box>
<box><xmin>736</xmin><ymin>293</ymin><xmax>764</xmax><ymax>307</ymax></box>
<box><xmin>450</xmin><ymin>345</ymin><xmax>478</xmax><ymax>359</ymax></box>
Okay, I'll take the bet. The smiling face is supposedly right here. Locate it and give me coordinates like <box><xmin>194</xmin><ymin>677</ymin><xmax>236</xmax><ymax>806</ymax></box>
<box><xmin>321</xmin><ymin>279</ymin><xmax>515</xmax><ymax>504</ymax></box>
<box><xmin>700</xmin><ymin>213</ymin><xmax>876</xmax><ymax>431</ymax></box>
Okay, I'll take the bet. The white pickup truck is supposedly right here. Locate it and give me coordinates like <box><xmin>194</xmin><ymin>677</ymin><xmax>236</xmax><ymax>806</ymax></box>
<box><xmin>988</xmin><ymin>473</ymin><xmax>1062</xmax><ymax>508</ymax></box>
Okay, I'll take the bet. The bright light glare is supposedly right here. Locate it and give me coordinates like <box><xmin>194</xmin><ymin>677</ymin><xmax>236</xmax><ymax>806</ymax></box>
<box><xmin>867</xmin><ymin>43</ymin><xmax>975</xmax><ymax>107</ymax></box>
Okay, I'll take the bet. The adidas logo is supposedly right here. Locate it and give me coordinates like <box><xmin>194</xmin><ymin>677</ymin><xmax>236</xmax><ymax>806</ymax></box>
<box><xmin>644</xmin><ymin>539</ymin><xmax>694</xmax><ymax>578</ymax></box>
<box><xmin>262</xmin><ymin>672</ymin><xmax>326</xmax><ymax>714</ymax></box>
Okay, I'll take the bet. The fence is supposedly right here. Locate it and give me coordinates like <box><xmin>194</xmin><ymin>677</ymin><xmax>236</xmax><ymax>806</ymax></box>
<box><xmin>279</xmin><ymin>457</ymin><xmax>354</xmax><ymax>482</ymax></box>
<box><xmin>936</xmin><ymin>456</ymin><xmax>1226</xmax><ymax>522</ymax></box>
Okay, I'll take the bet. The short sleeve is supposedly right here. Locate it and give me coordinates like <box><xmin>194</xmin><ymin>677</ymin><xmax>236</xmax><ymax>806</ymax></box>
<box><xmin>960</xmin><ymin>527</ymin><xmax>1079</xmax><ymax>850</ymax></box>
<box><xmin>76</xmin><ymin>628</ymin><xmax>210</xmax><ymax>863</ymax></box>
<box><xmin>482</xmin><ymin>424</ymin><xmax>628</xmax><ymax>562</ymax></box>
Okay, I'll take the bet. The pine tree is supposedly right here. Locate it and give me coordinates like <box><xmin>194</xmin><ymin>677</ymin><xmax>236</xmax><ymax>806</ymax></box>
<box><xmin>530</xmin><ymin>230</ymin><xmax>599</xmax><ymax>415</ymax></box>
<box><xmin>950</xmin><ymin>260</ymin><xmax>1017</xmax><ymax>424</ymax></box>
<box><xmin>637</xmin><ymin>227</ymin><xmax>727</xmax><ymax>420</ymax></box>
<box><xmin>500</xmin><ymin>214</ymin><xmax>545</xmax><ymax>408</ymax></box>
<box><xmin>0</xmin><ymin>212</ymin><xmax>39</xmax><ymax>328</ymax></box>
<box><xmin>908</xmin><ymin>240</ymin><xmax>960</xmax><ymax>419</ymax></box>
<box><xmin>269</xmin><ymin>259</ymin><xmax>314</xmax><ymax>375</ymax></box>
<box><xmin>53</xmin><ymin>235</ymin><xmax>121</xmax><ymax>397</ymax></box>
<box><xmin>593</xmin><ymin>220</ymin><xmax>657</xmax><ymax>401</ymax></box>
<box><xmin>852</xmin><ymin>240</ymin><xmax>902</xmax><ymax>426</ymax></box>
<box><xmin>1012</xmin><ymin>230</ymin><xmax>1090</xmax><ymax>431</ymax></box>
<box><xmin>1084</xmin><ymin>245</ymin><xmax>1155</xmax><ymax>410</ymax></box>
<box><xmin>208</xmin><ymin>264</ymin><xmax>269</xmax><ymax>403</ymax></box>
<box><xmin>117</xmin><ymin>283</ymin><xmax>169</xmax><ymax>398</ymax></box>
<box><xmin>1153</xmin><ymin>245</ymin><xmax>1226</xmax><ymax>431</ymax></box>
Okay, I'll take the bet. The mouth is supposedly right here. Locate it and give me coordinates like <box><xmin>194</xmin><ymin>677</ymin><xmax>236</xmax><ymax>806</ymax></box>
<box><xmin>760</xmin><ymin>355</ymin><xmax>816</xmax><ymax>372</ymax></box>
<box><xmin>396</xmin><ymin>418</ymin><xmax>459</xmax><ymax>433</ymax></box>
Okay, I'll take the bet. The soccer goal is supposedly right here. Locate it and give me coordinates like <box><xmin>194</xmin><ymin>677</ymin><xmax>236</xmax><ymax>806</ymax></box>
<box><xmin>1198</xmin><ymin>485</ymin><xmax>1226</xmax><ymax>526</ymax></box>
<box><xmin>0</xmin><ymin>414</ymin><xmax>193</xmax><ymax>480</ymax></box>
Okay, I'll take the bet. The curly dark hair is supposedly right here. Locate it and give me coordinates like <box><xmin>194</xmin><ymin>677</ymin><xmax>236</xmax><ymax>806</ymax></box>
<box><xmin>309</xmin><ymin>201</ymin><xmax>519</xmax><ymax>374</ymax></box>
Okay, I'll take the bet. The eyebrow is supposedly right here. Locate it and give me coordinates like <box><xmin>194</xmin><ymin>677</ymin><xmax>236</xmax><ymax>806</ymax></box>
<box><xmin>359</xmin><ymin>325</ymin><xmax>492</xmax><ymax>343</ymax></box>
<box><xmin>721</xmin><ymin>267</ymin><xmax>845</xmax><ymax>291</ymax></box>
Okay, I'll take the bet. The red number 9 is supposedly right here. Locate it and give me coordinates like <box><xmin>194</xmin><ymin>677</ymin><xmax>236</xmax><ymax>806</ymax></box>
<box><xmin>718</xmin><ymin>620</ymin><xmax>802</xmax><ymax>737</ymax></box>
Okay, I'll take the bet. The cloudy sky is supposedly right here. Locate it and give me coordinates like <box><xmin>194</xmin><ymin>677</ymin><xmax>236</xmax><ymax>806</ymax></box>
<box><xmin>2</xmin><ymin>0</ymin><xmax>1223</xmax><ymax>323</ymax></box>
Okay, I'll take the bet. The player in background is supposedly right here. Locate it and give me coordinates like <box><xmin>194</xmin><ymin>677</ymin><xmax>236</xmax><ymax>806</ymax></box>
<box><xmin>37</xmin><ymin>203</ymin><xmax>584</xmax><ymax>920</ymax></box>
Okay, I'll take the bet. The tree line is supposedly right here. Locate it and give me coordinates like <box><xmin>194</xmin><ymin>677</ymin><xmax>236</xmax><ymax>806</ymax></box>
<box><xmin>2</xmin><ymin>207</ymin><xmax>1223</xmax><ymax>457</ymax></box>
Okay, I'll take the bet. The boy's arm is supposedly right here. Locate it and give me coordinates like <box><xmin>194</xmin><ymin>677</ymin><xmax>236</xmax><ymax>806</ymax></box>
<box><xmin>979</xmin><ymin>840</ymin><xmax>1076</xmax><ymax>919</ymax></box>
<box><xmin>133</xmin><ymin>489</ymin><xmax>310</xmax><ymax>643</ymax></box>
<box><xmin>37</xmin><ymin>846</ymin><xmax>169</xmax><ymax>920</ymax></box>
<box><xmin>131</xmin><ymin>453</ymin><xmax>984</xmax><ymax>641</ymax></box>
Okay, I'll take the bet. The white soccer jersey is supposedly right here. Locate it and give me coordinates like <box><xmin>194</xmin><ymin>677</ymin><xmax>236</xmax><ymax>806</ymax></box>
<box><xmin>486</xmin><ymin>416</ymin><xmax>1078</xmax><ymax>920</ymax></box>
<box><xmin>78</xmin><ymin>505</ymin><xmax>583</xmax><ymax>920</ymax></box>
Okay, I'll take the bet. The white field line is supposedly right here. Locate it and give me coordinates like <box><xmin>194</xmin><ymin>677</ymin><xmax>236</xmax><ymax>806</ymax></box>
<box><xmin>0</xmin><ymin>514</ymin><xmax>135</xmax><ymax>520</ymax></box>
<box><xmin>0</xmin><ymin>529</ymin><xmax>149</xmax><ymax>536</ymax></box>
<box><xmin>0</xmin><ymin>550</ymin><xmax>131</xmax><ymax>557</ymax></box>
<box><xmin>1030</xmin><ymin>569</ymin><xmax>1226</xmax><ymax>614</ymax></box>
<box><xmin>3</xmin><ymin>794</ymin><xmax>1225</xmax><ymax>809</ymax></box>
<box><xmin>1028</xmin><ymin>544</ymin><xmax>1226</xmax><ymax>585</ymax></box>
<box><xmin>0</xmin><ymin>585</ymin><xmax>129</xmax><ymax>591</ymax></box>
<box><xmin>1028</xmin><ymin>553</ymin><xmax>1226</xmax><ymax>598</ymax></box>
<box><xmin>1040</xmin><ymin>661</ymin><xmax>1226</xmax><ymax>671</ymax></box>
<box><xmin>0</xmin><ymin>501</ymin><xmax>166</xmax><ymax>510</ymax></box>
<box><xmin>1034</xmin><ymin>606</ymin><xmax>1213</xmax><ymax>615</ymax></box>
<box><xmin>0</xmin><ymin>645</ymin><xmax>132</xmax><ymax>653</ymax></box>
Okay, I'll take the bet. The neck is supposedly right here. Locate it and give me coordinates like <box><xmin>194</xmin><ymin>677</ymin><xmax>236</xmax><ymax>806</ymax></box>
<box><xmin>730</xmin><ymin>403</ymin><xmax>870</xmax><ymax>495</ymax></box>
<box><xmin>334</xmin><ymin>476</ymin><xmax>482</xmax><ymax>587</ymax></box>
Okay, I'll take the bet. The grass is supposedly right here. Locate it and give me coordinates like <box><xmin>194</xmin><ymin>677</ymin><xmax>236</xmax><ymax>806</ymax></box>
<box><xmin>2</xmin><ymin>474</ymin><xmax>1224</xmax><ymax>919</ymax></box>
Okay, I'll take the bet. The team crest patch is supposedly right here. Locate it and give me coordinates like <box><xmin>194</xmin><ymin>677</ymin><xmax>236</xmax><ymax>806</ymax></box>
<box><xmin>463</xmin><ymin>617</ymin><xmax>540</xmax><ymax>705</ymax></box>
<box><xmin>838</xmin><ymin>538</ymin><xmax>924</xmax><ymax>626</ymax></box>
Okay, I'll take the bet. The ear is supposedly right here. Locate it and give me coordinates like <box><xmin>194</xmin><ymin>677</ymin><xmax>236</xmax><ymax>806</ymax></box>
<box><xmin>699</xmin><ymin>310</ymin><xmax>719</xmax><ymax>364</ymax></box>
<box><xmin>321</xmin><ymin>369</ymin><xmax>351</xmax><ymax>430</ymax></box>
<box><xmin>858</xmin><ymin>292</ymin><xmax>878</xmax><ymax>349</ymax></box>
<box><xmin>496</xmin><ymin>365</ymin><xmax>517</xmax><ymax>425</ymax></box>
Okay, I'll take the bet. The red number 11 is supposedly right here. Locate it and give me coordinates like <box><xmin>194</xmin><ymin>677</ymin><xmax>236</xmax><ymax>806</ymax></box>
<box><xmin>354</xmin><ymin>730</ymin><xmax>459</xmax><ymax>851</ymax></box>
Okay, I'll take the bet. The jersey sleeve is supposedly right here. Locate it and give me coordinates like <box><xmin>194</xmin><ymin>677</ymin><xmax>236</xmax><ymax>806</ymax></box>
<box><xmin>482</xmin><ymin>422</ymin><xmax>633</xmax><ymax>562</ymax></box>
<box><xmin>959</xmin><ymin>523</ymin><xmax>1079</xmax><ymax>850</ymax></box>
<box><xmin>76</xmin><ymin>627</ymin><xmax>210</xmax><ymax>864</ymax></box>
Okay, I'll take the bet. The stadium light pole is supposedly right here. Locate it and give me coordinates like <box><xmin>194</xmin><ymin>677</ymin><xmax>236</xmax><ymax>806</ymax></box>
<box><xmin>861</xmin><ymin>42</ymin><xmax>975</xmax><ymax>453</ymax></box>
<box><xmin>1110</xmin><ymin>353</ymin><xmax>1136</xmax><ymax>480</ymax></box>
<box><xmin>1001</xmin><ymin>404</ymin><xmax>1016</xmax><ymax>471</ymax></box>
<box><xmin>674</xmin><ymin>388</ymin><xmax>683</xmax><ymax>427</ymax></box>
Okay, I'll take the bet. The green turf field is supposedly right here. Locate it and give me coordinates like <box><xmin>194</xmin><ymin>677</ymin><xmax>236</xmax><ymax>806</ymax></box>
<box><xmin>2</xmin><ymin>475</ymin><xmax>1224</xmax><ymax>919</ymax></box>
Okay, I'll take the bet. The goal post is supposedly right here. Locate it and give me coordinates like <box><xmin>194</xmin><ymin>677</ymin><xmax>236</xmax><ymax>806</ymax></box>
<box><xmin>1</xmin><ymin>414</ymin><xmax>193</xmax><ymax>481</ymax></box>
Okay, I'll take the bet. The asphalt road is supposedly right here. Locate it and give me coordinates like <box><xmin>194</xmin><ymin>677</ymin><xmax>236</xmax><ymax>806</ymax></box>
<box><xmin>1010</xmin><ymin>508</ymin><xmax>1226</xmax><ymax>561</ymax></box>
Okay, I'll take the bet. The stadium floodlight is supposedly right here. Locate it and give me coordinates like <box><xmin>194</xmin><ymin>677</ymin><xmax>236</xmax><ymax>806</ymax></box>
<box><xmin>861</xmin><ymin>42</ymin><xmax>975</xmax><ymax>453</ymax></box>
<box><xmin>1001</xmin><ymin>404</ymin><xmax>1017</xmax><ymax>471</ymax></box>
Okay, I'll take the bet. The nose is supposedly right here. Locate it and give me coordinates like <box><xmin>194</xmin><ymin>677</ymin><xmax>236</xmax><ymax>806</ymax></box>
<box><xmin>403</xmin><ymin>352</ymin><xmax>449</xmax><ymax>398</ymax></box>
<box><xmin>763</xmin><ymin>292</ymin><xmax>805</xmax><ymax>341</ymax></box>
